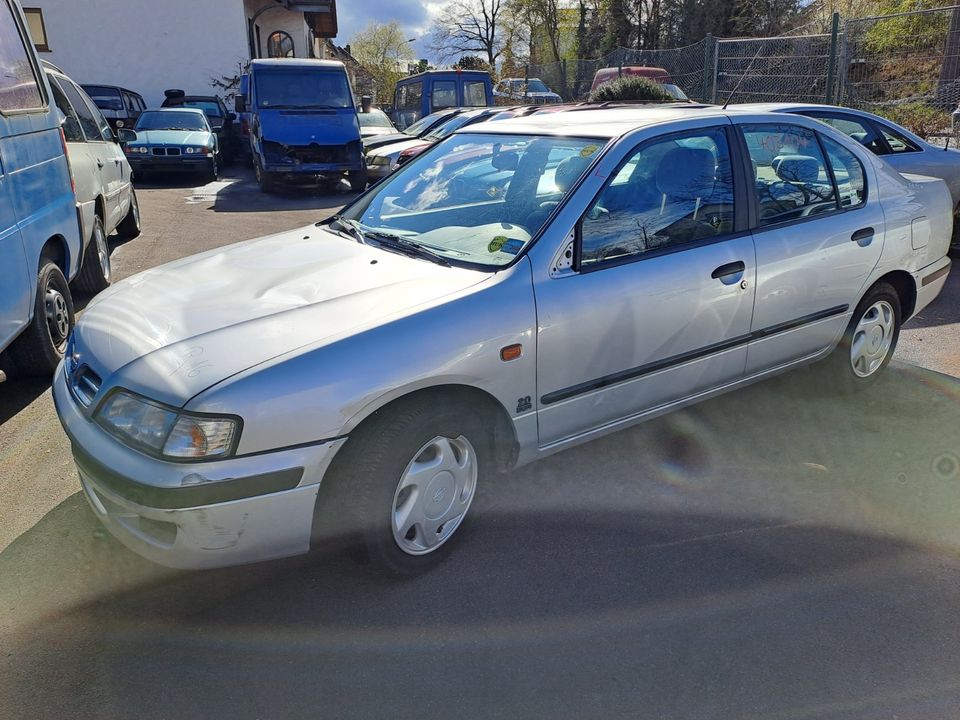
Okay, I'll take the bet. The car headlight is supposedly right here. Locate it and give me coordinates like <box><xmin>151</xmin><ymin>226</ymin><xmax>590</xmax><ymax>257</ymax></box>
<box><xmin>367</xmin><ymin>155</ymin><xmax>391</xmax><ymax>166</ymax></box>
<box><xmin>124</xmin><ymin>145</ymin><xmax>148</xmax><ymax>154</ymax></box>
<box><xmin>185</xmin><ymin>146</ymin><xmax>211</xmax><ymax>155</ymax></box>
<box><xmin>97</xmin><ymin>390</ymin><xmax>240</xmax><ymax>460</ymax></box>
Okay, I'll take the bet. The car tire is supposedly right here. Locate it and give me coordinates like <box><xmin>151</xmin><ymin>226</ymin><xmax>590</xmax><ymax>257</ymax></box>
<box><xmin>203</xmin><ymin>157</ymin><xmax>218</xmax><ymax>183</ymax></box>
<box><xmin>73</xmin><ymin>215</ymin><xmax>111</xmax><ymax>294</ymax></box>
<box><xmin>950</xmin><ymin>207</ymin><xmax>960</xmax><ymax>258</ymax></box>
<box><xmin>349</xmin><ymin>169</ymin><xmax>368</xmax><ymax>192</ymax></box>
<box><xmin>116</xmin><ymin>188</ymin><xmax>141</xmax><ymax>240</ymax></box>
<box><xmin>823</xmin><ymin>281</ymin><xmax>901</xmax><ymax>392</ymax></box>
<box><xmin>8</xmin><ymin>260</ymin><xmax>74</xmax><ymax>376</ymax></box>
<box><xmin>255</xmin><ymin>160</ymin><xmax>276</xmax><ymax>193</ymax></box>
<box><xmin>314</xmin><ymin>395</ymin><xmax>490</xmax><ymax>574</ymax></box>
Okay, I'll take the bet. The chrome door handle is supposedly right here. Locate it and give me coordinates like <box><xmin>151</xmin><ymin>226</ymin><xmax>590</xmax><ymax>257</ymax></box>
<box><xmin>851</xmin><ymin>227</ymin><xmax>874</xmax><ymax>246</ymax></box>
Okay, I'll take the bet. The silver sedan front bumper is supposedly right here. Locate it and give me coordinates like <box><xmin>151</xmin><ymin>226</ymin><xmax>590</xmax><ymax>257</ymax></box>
<box><xmin>52</xmin><ymin>365</ymin><xmax>346</xmax><ymax>569</ymax></box>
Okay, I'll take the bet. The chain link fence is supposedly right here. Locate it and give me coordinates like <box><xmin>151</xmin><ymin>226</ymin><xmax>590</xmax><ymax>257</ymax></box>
<box><xmin>515</xmin><ymin>5</ymin><xmax>960</xmax><ymax>140</ymax></box>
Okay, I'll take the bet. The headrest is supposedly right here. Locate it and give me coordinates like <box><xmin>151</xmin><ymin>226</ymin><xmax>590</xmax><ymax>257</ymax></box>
<box><xmin>773</xmin><ymin>155</ymin><xmax>820</xmax><ymax>184</ymax></box>
<box><xmin>555</xmin><ymin>155</ymin><xmax>589</xmax><ymax>192</ymax></box>
<box><xmin>656</xmin><ymin>147</ymin><xmax>716</xmax><ymax>200</ymax></box>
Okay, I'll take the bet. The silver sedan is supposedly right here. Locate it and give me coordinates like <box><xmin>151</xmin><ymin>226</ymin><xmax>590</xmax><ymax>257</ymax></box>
<box><xmin>739</xmin><ymin>102</ymin><xmax>960</xmax><ymax>252</ymax></box>
<box><xmin>54</xmin><ymin>107</ymin><xmax>953</xmax><ymax>572</ymax></box>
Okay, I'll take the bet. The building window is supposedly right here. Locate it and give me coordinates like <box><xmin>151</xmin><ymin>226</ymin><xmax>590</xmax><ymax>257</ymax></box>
<box><xmin>23</xmin><ymin>7</ymin><xmax>49</xmax><ymax>52</ymax></box>
<box><xmin>267</xmin><ymin>30</ymin><xmax>294</xmax><ymax>58</ymax></box>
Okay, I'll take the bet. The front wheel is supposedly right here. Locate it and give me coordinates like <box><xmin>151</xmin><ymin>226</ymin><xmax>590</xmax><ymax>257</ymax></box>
<box><xmin>824</xmin><ymin>281</ymin><xmax>901</xmax><ymax>391</ymax></box>
<box><xmin>8</xmin><ymin>261</ymin><xmax>74</xmax><ymax>376</ymax></box>
<box><xmin>255</xmin><ymin>160</ymin><xmax>276</xmax><ymax>193</ymax></box>
<box><xmin>202</xmin><ymin>156</ymin><xmax>218</xmax><ymax>183</ymax></box>
<box><xmin>315</xmin><ymin>396</ymin><xmax>489</xmax><ymax>574</ymax></box>
<box><xmin>349</xmin><ymin>169</ymin><xmax>368</xmax><ymax>192</ymax></box>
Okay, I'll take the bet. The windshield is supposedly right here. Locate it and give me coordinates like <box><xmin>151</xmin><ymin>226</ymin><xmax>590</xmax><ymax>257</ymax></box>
<box><xmin>513</xmin><ymin>79</ymin><xmax>549</xmax><ymax>93</ymax></box>
<box><xmin>661</xmin><ymin>83</ymin><xmax>689</xmax><ymax>101</ymax></box>
<box><xmin>135</xmin><ymin>111</ymin><xmax>208</xmax><ymax>131</ymax></box>
<box><xmin>341</xmin><ymin>133</ymin><xmax>602</xmax><ymax>268</ymax></box>
<box><xmin>180</xmin><ymin>100</ymin><xmax>222</xmax><ymax>118</ymax></box>
<box><xmin>81</xmin><ymin>85</ymin><xmax>122</xmax><ymax>110</ymax></box>
<box><xmin>255</xmin><ymin>69</ymin><xmax>352</xmax><ymax>109</ymax></box>
<box><xmin>403</xmin><ymin>110</ymin><xmax>451</xmax><ymax>137</ymax></box>
<box><xmin>359</xmin><ymin>109</ymin><xmax>393</xmax><ymax>128</ymax></box>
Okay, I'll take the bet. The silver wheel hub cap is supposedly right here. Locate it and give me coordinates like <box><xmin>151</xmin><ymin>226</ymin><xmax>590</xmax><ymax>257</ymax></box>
<box><xmin>850</xmin><ymin>300</ymin><xmax>894</xmax><ymax>378</ymax></box>
<box><xmin>45</xmin><ymin>287</ymin><xmax>68</xmax><ymax>343</ymax></box>
<box><xmin>392</xmin><ymin>435</ymin><xmax>478</xmax><ymax>556</ymax></box>
<box><xmin>95</xmin><ymin>224</ymin><xmax>110</xmax><ymax>279</ymax></box>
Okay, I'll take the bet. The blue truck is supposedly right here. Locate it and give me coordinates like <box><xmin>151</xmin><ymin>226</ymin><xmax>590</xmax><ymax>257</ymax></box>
<box><xmin>237</xmin><ymin>59</ymin><xmax>365</xmax><ymax>193</ymax></box>
<box><xmin>391</xmin><ymin>70</ymin><xmax>493</xmax><ymax>130</ymax></box>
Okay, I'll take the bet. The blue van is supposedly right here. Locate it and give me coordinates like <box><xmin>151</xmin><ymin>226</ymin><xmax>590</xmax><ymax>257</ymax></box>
<box><xmin>392</xmin><ymin>70</ymin><xmax>493</xmax><ymax>130</ymax></box>
<box><xmin>0</xmin><ymin>0</ymin><xmax>82</xmax><ymax>378</ymax></box>
<box><xmin>237</xmin><ymin>59</ymin><xmax>365</xmax><ymax>193</ymax></box>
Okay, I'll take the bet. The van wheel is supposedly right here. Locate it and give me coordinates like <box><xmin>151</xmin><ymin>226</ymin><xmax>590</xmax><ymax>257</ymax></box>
<box><xmin>73</xmin><ymin>216</ymin><xmax>111</xmax><ymax>293</ymax></box>
<box><xmin>349</xmin><ymin>170</ymin><xmax>368</xmax><ymax>192</ymax></box>
<box><xmin>255</xmin><ymin>161</ymin><xmax>276</xmax><ymax>193</ymax></box>
<box><xmin>314</xmin><ymin>395</ymin><xmax>489</xmax><ymax>574</ymax></box>
<box><xmin>117</xmin><ymin>188</ymin><xmax>141</xmax><ymax>239</ymax></box>
<box><xmin>9</xmin><ymin>261</ymin><xmax>74</xmax><ymax>376</ymax></box>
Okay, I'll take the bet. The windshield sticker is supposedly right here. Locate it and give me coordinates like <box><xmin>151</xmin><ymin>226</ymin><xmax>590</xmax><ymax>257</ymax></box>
<box><xmin>499</xmin><ymin>239</ymin><xmax>524</xmax><ymax>255</ymax></box>
<box><xmin>580</xmin><ymin>144</ymin><xmax>599</xmax><ymax>158</ymax></box>
<box><xmin>488</xmin><ymin>235</ymin><xmax>508</xmax><ymax>253</ymax></box>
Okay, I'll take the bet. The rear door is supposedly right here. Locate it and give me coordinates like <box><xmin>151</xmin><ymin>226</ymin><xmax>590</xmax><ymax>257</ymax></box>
<box><xmin>736</xmin><ymin>118</ymin><xmax>884</xmax><ymax>374</ymax></box>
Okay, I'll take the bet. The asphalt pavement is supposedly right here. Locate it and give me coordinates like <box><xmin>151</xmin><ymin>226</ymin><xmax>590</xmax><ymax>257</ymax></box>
<box><xmin>2</xmin><ymin>167</ymin><xmax>960</xmax><ymax>719</ymax></box>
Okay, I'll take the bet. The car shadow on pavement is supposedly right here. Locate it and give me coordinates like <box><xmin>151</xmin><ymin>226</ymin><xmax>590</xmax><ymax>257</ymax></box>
<box><xmin>901</xmin><ymin>271</ymin><xmax>959</xmax><ymax>331</ymax></box>
<box><xmin>0</xmin><ymin>371</ymin><xmax>49</xmax><ymax>424</ymax></box>
<box><xmin>3</xmin><ymin>365</ymin><xmax>960</xmax><ymax>718</ymax></box>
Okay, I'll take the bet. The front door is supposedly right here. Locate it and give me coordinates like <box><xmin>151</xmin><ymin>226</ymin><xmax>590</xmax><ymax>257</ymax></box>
<box><xmin>737</xmin><ymin>120</ymin><xmax>885</xmax><ymax>373</ymax></box>
<box><xmin>534</xmin><ymin>125</ymin><xmax>757</xmax><ymax>446</ymax></box>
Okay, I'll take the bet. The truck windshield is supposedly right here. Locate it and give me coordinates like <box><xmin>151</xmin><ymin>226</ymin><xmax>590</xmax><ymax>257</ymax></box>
<box><xmin>255</xmin><ymin>69</ymin><xmax>352</xmax><ymax>109</ymax></box>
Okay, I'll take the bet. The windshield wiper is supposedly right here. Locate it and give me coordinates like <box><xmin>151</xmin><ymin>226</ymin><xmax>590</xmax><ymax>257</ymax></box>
<box><xmin>328</xmin><ymin>215</ymin><xmax>366</xmax><ymax>243</ymax></box>
<box><xmin>365</xmin><ymin>230</ymin><xmax>451</xmax><ymax>267</ymax></box>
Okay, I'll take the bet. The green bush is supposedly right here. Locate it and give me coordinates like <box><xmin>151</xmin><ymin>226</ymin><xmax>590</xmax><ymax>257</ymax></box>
<box><xmin>875</xmin><ymin>103</ymin><xmax>951</xmax><ymax>139</ymax></box>
<box><xmin>588</xmin><ymin>76</ymin><xmax>677</xmax><ymax>104</ymax></box>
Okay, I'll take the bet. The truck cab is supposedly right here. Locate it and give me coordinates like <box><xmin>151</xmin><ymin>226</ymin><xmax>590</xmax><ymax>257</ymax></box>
<box><xmin>237</xmin><ymin>59</ymin><xmax>365</xmax><ymax>193</ymax></box>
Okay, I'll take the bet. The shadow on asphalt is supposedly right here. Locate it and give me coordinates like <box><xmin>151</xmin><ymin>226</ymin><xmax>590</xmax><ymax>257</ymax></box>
<box><xmin>2</xmin><ymin>365</ymin><xmax>960</xmax><ymax>718</ymax></box>
<box><xmin>901</xmin><ymin>271</ymin><xmax>959</xmax><ymax>331</ymax></box>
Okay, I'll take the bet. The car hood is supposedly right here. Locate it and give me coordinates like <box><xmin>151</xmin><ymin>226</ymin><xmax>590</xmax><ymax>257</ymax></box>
<box><xmin>363</xmin><ymin>132</ymin><xmax>414</xmax><ymax>150</ymax></box>
<box><xmin>74</xmin><ymin>227</ymin><xmax>488</xmax><ymax>407</ymax></box>
<box><xmin>257</xmin><ymin>109</ymin><xmax>360</xmax><ymax>146</ymax></box>
<box><xmin>366</xmin><ymin>138</ymin><xmax>423</xmax><ymax>158</ymax></box>
<box><xmin>135</xmin><ymin>129</ymin><xmax>212</xmax><ymax>146</ymax></box>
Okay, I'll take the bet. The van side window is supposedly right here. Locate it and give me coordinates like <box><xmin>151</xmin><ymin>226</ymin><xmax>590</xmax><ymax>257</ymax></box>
<box><xmin>0</xmin><ymin>1</ymin><xmax>43</xmax><ymax>111</ymax></box>
<box><xmin>742</xmin><ymin>123</ymin><xmax>838</xmax><ymax>227</ymax></box>
<box><xmin>56</xmin><ymin>77</ymin><xmax>102</xmax><ymax>141</ymax></box>
<box><xmin>402</xmin><ymin>81</ymin><xmax>421</xmax><ymax>112</ymax></box>
<box><xmin>432</xmin><ymin>80</ymin><xmax>456</xmax><ymax>110</ymax></box>
<box><xmin>463</xmin><ymin>81</ymin><xmax>486</xmax><ymax>107</ymax></box>
<box><xmin>48</xmin><ymin>77</ymin><xmax>84</xmax><ymax>142</ymax></box>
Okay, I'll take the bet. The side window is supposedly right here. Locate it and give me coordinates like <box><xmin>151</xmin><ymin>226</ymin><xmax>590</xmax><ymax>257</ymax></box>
<box><xmin>807</xmin><ymin>113</ymin><xmax>886</xmax><ymax>156</ymax></box>
<box><xmin>432</xmin><ymin>80</ymin><xmax>456</xmax><ymax>110</ymax></box>
<box><xmin>122</xmin><ymin>91</ymin><xmax>135</xmax><ymax>111</ymax></box>
<box><xmin>877</xmin><ymin>123</ymin><xmax>920</xmax><ymax>153</ymax></box>
<box><xmin>579</xmin><ymin>128</ymin><xmax>735</xmax><ymax>267</ymax></box>
<box><xmin>0</xmin><ymin>0</ymin><xmax>43</xmax><ymax>111</ymax></box>
<box><xmin>463</xmin><ymin>81</ymin><xmax>486</xmax><ymax>107</ymax></box>
<box><xmin>403</xmin><ymin>81</ymin><xmax>422</xmax><ymax>111</ymax></box>
<box><xmin>56</xmin><ymin>77</ymin><xmax>102</xmax><ymax>140</ymax></box>
<box><xmin>48</xmin><ymin>76</ymin><xmax>83</xmax><ymax>142</ymax></box>
<box><xmin>821</xmin><ymin>135</ymin><xmax>866</xmax><ymax>208</ymax></box>
<box><xmin>742</xmin><ymin>123</ymin><xmax>837</xmax><ymax>227</ymax></box>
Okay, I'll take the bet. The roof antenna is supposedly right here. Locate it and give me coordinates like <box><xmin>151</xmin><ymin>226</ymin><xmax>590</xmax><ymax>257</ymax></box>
<box><xmin>721</xmin><ymin>43</ymin><xmax>766</xmax><ymax>109</ymax></box>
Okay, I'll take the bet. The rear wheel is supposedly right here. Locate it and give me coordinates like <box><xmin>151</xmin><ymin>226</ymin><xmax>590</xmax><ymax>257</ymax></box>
<box><xmin>314</xmin><ymin>395</ymin><xmax>489</xmax><ymax>574</ymax></box>
<box><xmin>73</xmin><ymin>215</ymin><xmax>111</xmax><ymax>293</ymax></box>
<box><xmin>823</xmin><ymin>281</ymin><xmax>901</xmax><ymax>392</ymax></box>
<box><xmin>8</xmin><ymin>260</ymin><xmax>74</xmax><ymax>376</ymax></box>
<box><xmin>116</xmin><ymin>188</ymin><xmax>141</xmax><ymax>240</ymax></box>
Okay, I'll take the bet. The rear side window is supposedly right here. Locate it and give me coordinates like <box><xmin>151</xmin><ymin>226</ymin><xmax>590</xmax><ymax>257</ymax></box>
<box><xmin>877</xmin><ymin>123</ymin><xmax>920</xmax><ymax>153</ymax></box>
<box><xmin>56</xmin><ymin>77</ymin><xmax>103</xmax><ymax>140</ymax></box>
<box><xmin>742</xmin><ymin>123</ymin><xmax>838</xmax><ymax>227</ymax></box>
<box><xmin>806</xmin><ymin>112</ymin><xmax>886</xmax><ymax>156</ymax></box>
<box><xmin>821</xmin><ymin>135</ymin><xmax>866</xmax><ymax>208</ymax></box>
<box><xmin>0</xmin><ymin>0</ymin><xmax>43</xmax><ymax>111</ymax></box>
<box><xmin>463</xmin><ymin>81</ymin><xmax>486</xmax><ymax>107</ymax></box>
<box><xmin>48</xmin><ymin>76</ymin><xmax>83</xmax><ymax>142</ymax></box>
<box><xmin>432</xmin><ymin>80</ymin><xmax>456</xmax><ymax>110</ymax></box>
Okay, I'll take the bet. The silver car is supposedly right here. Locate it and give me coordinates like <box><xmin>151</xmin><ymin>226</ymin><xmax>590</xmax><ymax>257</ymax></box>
<box><xmin>739</xmin><ymin>103</ymin><xmax>960</xmax><ymax>253</ymax></box>
<box><xmin>54</xmin><ymin>107</ymin><xmax>953</xmax><ymax>572</ymax></box>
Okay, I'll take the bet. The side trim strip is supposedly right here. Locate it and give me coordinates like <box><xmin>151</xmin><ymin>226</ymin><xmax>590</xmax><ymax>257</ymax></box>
<box><xmin>921</xmin><ymin>263</ymin><xmax>951</xmax><ymax>287</ymax></box>
<box><xmin>540</xmin><ymin>304</ymin><xmax>849</xmax><ymax>406</ymax></box>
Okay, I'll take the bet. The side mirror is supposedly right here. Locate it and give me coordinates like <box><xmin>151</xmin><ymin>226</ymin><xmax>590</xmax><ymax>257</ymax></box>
<box><xmin>117</xmin><ymin>128</ymin><xmax>138</xmax><ymax>144</ymax></box>
<box><xmin>382</xmin><ymin>105</ymin><xmax>394</xmax><ymax>116</ymax></box>
<box><xmin>234</xmin><ymin>96</ymin><xmax>246</xmax><ymax>113</ymax></box>
<box><xmin>226</xmin><ymin>112</ymin><xmax>237</xmax><ymax>122</ymax></box>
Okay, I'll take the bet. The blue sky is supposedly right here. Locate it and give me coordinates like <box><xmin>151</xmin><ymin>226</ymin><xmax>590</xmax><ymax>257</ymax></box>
<box><xmin>337</xmin><ymin>0</ymin><xmax>439</xmax><ymax>61</ymax></box>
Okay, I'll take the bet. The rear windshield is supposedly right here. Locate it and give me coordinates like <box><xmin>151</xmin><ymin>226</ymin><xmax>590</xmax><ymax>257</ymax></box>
<box><xmin>82</xmin><ymin>85</ymin><xmax>123</xmax><ymax>111</ymax></box>
<box><xmin>255</xmin><ymin>69</ymin><xmax>352</xmax><ymax>109</ymax></box>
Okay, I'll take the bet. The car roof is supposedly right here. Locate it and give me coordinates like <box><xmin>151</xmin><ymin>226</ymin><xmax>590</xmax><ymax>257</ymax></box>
<box><xmin>250</xmin><ymin>58</ymin><xmax>345</xmax><ymax>69</ymax></box>
<box><xmin>79</xmin><ymin>83</ymin><xmax>140</xmax><ymax>94</ymax></box>
<box><xmin>463</xmin><ymin>105</ymin><xmax>726</xmax><ymax>138</ymax></box>
<box><xmin>144</xmin><ymin>107</ymin><xmax>207</xmax><ymax>115</ymax></box>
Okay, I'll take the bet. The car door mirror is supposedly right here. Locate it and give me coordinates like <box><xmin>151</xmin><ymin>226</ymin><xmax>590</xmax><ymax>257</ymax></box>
<box><xmin>226</xmin><ymin>112</ymin><xmax>237</xmax><ymax>122</ymax></box>
<box><xmin>116</xmin><ymin>128</ymin><xmax>138</xmax><ymax>144</ymax></box>
<box><xmin>234</xmin><ymin>96</ymin><xmax>246</xmax><ymax>113</ymax></box>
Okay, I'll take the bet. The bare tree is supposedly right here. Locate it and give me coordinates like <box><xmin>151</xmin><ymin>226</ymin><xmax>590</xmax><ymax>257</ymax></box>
<box><xmin>429</xmin><ymin>0</ymin><xmax>511</xmax><ymax>66</ymax></box>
